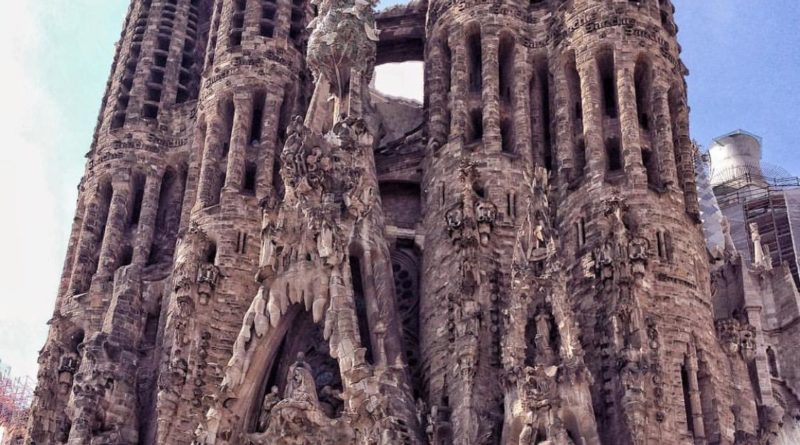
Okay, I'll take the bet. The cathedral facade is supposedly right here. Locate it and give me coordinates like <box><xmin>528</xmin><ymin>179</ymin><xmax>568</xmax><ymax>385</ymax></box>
<box><xmin>18</xmin><ymin>0</ymin><xmax>800</xmax><ymax>444</ymax></box>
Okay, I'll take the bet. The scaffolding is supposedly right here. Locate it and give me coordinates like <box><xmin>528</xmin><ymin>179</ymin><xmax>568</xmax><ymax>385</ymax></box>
<box><xmin>0</xmin><ymin>360</ymin><xmax>33</xmax><ymax>439</ymax></box>
<box><xmin>712</xmin><ymin>172</ymin><xmax>800</xmax><ymax>287</ymax></box>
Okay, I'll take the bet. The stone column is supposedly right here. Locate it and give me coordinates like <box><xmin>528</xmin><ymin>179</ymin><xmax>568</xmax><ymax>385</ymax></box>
<box><xmin>243</xmin><ymin>0</ymin><xmax>261</xmax><ymax>40</ymax></box>
<box><xmin>96</xmin><ymin>181</ymin><xmax>131</xmax><ymax>279</ymax></box>
<box><xmin>685</xmin><ymin>353</ymin><xmax>707</xmax><ymax>441</ymax></box>
<box><xmin>225</xmin><ymin>91</ymin><xmax>254</xmax><ymax>192</ymax></box>
<box><xmin>257</xmin><ymin>88</ymin><xmax>284</xmax><ymax>199</ymax></box>
<box><xmin>179</xmin><ymin>119</ymin><xmax>207</xmax><ymax>228</ymax></box>
<box><xmin>132</xmin><ymin>172</ymin><xmax>164</xmax><ymax>265</ymax></box>
<box><xmin>217</xmin><ymin>0</ymin><xmax>236</xmax><ymax>49</ymax></box>
<box><xmin>530</xmin><ymin>64</ymin><xmax>545</xmax><ymax>167</ymax></box>
<box><xmin>195</xmin><ymin>101</ymin><xmax>224</xmax><ymax>209</ymax></box>
<box><xmin>203</xmin><ymin>1</ymin><xmax>223</xmax><ymax>69</ymax></box>
<box><xmin>552</xmin><ymin>55</ymin><xmax>575</xmax><ymax>184</ymax></box>
<box><xmin>578</xmin><ymin>57</ymin><xmax>605</xmax><ymax>182</ymax></box>
<box><xmin>512</xmin><ymin>50</ymin><xmax>532</xmax><ymax>165</ymax></box>
<box><xmin>616</xmin><ymin>58</ymin><xmax>646</xmax><ymax>184</ymax></box>
<box><xmin>349</xmin><ymin>69</ymin><xmax>365</xmax><ymax>118</ymax></box>
<box><xmin>746</xmin><ymin>307</ymin><xmax>777</xmax><ymax>407</ymax></box>
<box><xmin>427</xmin><ymin>37</ymin><xmax>450</xmax><ymax>148</ymax></box>
<box><xmin>652</xmin><ymin>79</ymin><xmax>679</xmax><ymax>190</ymax></box>
<box><xmin>449</xmin><ymin>33</ymin><xmax>468</xmax><ymax>143</ymax></box>
<box><xmin>275</xmin><ymin>0</ymin><xmax>293</xmax><ymax>40</ymax></box>
<box><xmin>69</xmin><ymin>189</ymin><xmax>108</xmax><ymax>295</ymax></box>
<box><xmin>481</xmin><ymin>31</ymin><xmax>501</xmax><ymax>153</ymax></box>
<box><xmin>57</xmin><ymin>195</ymin><xmax>86</xmax><ymax>301</ymax></box>
<box><xmin>670</xmin><ymin>86</ymin><xmax>700</xmax><ymax>218</ymax></box>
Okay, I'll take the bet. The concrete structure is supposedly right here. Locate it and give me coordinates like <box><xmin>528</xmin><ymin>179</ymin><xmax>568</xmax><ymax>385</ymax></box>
<box><xmin>18</xmin><ymin>1</ymin><xmax>800</xmax><ymax>444</ymax></box>
<box><xmin>708</xmin><ymin>130</ymin><xmax>800</xmax><ymax>285</ymax></box>
<box><xmin>701</xmin><ymin>131</ymin><xmax>800</xmax><ymax>445</ymax></box>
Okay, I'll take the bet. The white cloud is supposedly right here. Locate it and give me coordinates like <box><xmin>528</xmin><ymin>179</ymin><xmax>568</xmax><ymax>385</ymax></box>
<box><xmin>0</xmin><ymin>2</ymin><xmax>66</xmax><ymax>378</ymax></box>
<box><xmin>375</xmin><ymin>62</ymin><xmax>425</xmax><ymax>102</ymax></box>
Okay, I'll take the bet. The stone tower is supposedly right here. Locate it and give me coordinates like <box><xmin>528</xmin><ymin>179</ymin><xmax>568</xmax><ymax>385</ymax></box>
<box><xmin>22</xmin><ymin>0</ymin><xmax>800</xmax><ymax>444</ymax></box>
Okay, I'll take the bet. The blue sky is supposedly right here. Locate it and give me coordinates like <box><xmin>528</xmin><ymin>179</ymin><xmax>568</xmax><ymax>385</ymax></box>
<box><xmin>0</xmin><ymin>1</ymin><xmax>797</xmax><ymax>380</ymax></box>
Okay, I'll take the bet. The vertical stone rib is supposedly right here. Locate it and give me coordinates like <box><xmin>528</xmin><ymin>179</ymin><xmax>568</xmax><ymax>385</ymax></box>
<box><xmin>196</xmin><ymin>102</ymin><xmax>224</xmax><ymax>208</ymax></box>
<box><xmin>244</xmin><ymin>0</ymin><xmax>260</xmax><ymax>39</ymax></box>
<box><xmin>450</xmin><ymin>34</ymin><xmax>468</xmax><ymax>142</ymax></box>
<box><xmin>56</xmin><ymin>195</ymin><xmax>87</xmax><ymax>303</ymax></box>
<box><xmin>671</xmin><ymin>87</ymin><xmax>700</xmax><ymax>218</ymax></box>
<box><xmin>616</xmin><ymin>58</ymin><xmax>646</xmax><ymax>183</ymax></box>
<box><xmin>68</xmin><ymin>191</ymin><xmax>104</xmax><ymax>295</ymax></box>
<box><xmin>180</xmin><ymin>119</ymin><xmax>207</xmax><ymax>228</ymax></box>
<box><xmin>257</xmin><ymin>88</ymin><xmax>284</xmax><ymax>198</ymax></box>
<box><xmin>427</xmin><ymin>38</ymin><xmax>448</xmax><ymax>147</ymax></box>
<box><xmin>512</xmin><ymin>49</ymin><xmax>532</xmax><ymax>164</ymax></box>
<box><xmin>133</xmin><ymin>172</ymin><xmax>164</xmax><ymax>265</ymax></box>
<box><xmin>275</xmin><ymin>0</ymin><xmax>293</xmax><ymax>40</ymax></box>
<box><xmin>218</xmin><ymin>0</ymin><xmax>236</xmax><ymax>49</ymax></box>
<box><xmin>578</xmin><ymin>56</ymin><xmax>605</xmax><ymax>181</ymax></box>
<box><xmin>530</xmin><ymin>60</ymin><xmax>544</xmax><ymax>166</ymax></box>
<box><xmin>686</xmin><ymin>352</ymin><xmax>707</xmax><ymax>441</ymax></box>
<box><xmin>96</xmin><ymin>182</ymin><xmax>131</xmax><ymax>279</ymax></box>
<box><xmin>161</xmin><ymin>0</ymin><xmax>188</xmax><ymax>106</ymax></box>
<box><xmin>652</xmin><ymin>80</ymin><xmax>679</xmax><ymax>189</ymax></box>
<box><xmin>746</xmin><ymin>308</ymin><xmax>777</xmax><ymax>407</ymax></box>
<box><xmin>553</xmin><ymin>55</ymin><xmax>575</xmax><ymax>183</ymax></box>
<box><xmin>204</xmin><ymin>1</ymin><xmax>223</xmax><ymax>69</ymax></box>
<box><xmin>225</xmin><ymin>92</ymin><xmax>255</xmax><ymax>192</ymax></box>
<box><xmin>481</xmin><ymin>32</ymin><xmax>500</xmax><ymax>153</ymax></box>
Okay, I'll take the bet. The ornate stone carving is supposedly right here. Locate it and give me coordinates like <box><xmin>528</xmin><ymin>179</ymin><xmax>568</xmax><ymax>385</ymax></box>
<box><xmin>716</xmin><ymin>318</ymin><xmax>741</xmax><ymax>356</ymax></box>
<box><xmin>246</xmin><ymin>354</ymin><xmax>355</xmax><ymax>445</ymax></box>
<box><xmin>716</xmin><ymin>318</ymin><xmax>757</xmax><ymax>361</ymax></box>
<box><xmin>739</xmin><ymin>324</ymin><xmax>757</xmax><ymax>362</ymax></box>
<box><xmin>749</xmin><ymin>223</ymin><xmax>772</xmax><ymax>270</ymax></box>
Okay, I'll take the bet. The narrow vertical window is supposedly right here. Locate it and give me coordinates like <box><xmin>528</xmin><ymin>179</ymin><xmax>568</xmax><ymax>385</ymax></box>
<box><xmin>442</xmin><ymin>39</ymin><xmax>453</xmax><ymax>139</ymax></box>
<box><xmin>538</xmin><ymin>62</ymin><xmax>553</xmax><ymax>171</ymax></box>
<box><xmin>243</xmin><ymin>162</ymin><xmax>257</xmax><ymax>195</ymax></box>
<box><xmin>681</xmin><ymin>362</ymin><xmax>694</xmax><ymax>435</ymax></box>
<box><xmin>606</xmin><ymin>138</ymin><xmax>622</xmax><ymax>172</ymax></box>
<box><xmin>767</xmin><ymin>347</ymin><xmax>779</xmax><ymax>377</ymax></box>
<box><xmin>642</xmin><ymin>147</ymin><xmax>660</xmax><ymax>188</ymax></box>
<box><xmin>205</xmin><ymin>1</ymin><xmax>223</xmax><ymax>69</ymax></box>
<box><xmin>500</xmin><ymin>117</ymin><xmax>515</xmax><ymax>154</ymax></box>
<box><xmin>498</xmin><ymin>35</ymin><xmax>515</xmax><ymax>104</ymax></box>
<box><xmin>597</xmin><ymin>50</ymin><xmax>618</xmax><ymax>118</ymax></box>
<box><xmin>129</xmin><ymin>174</ymin><xmax>146</xmax><ymax>227</ymax></box>
<box><xmin>261</xmin><ymin>0</ymin><xmax>277</xmax><ymax>37</ymax></box>
<box><xmin>467</xmin><ymin>27</ymin><xmax>482</xmax><ymax>94</ymax></box>
<box><xmin>467</xmin><ymin>108</ymin><xmax>483</xmax><ymax>144</ymax></box>
<box><xmin>668</xmin><ymin>85</ymin><xmax>686</xmax><ymax>191</ymax></box>
<box><xmin>566</xmin><ymin>53</ymin><xmax>585</xmax><ymax>181</ymax></box>
<box><xmin>250</xmin><ymin>92</ymin><xmax>265</xmax><ymax>143</ymax></box>
<box><xmin>576</xmin><ymin>218</ymin><xmax>587</xmax><ymax>248</ymax></box>
<box><xmin>229</xmin><ymin>0</ymin><xmax>246</xmax><ymax>47</ymax></box>
<box><xmin>349</xmin><ymin>254</ymin><xmax>374</xmax><ymax>365</ymax></box>
<box><xmin>574</xmin><ymin>139</ymin><xmax>586</xmax><ymax>181</ymax></box>
<box><xmin>635</xmin><ymin>58</ymin><xmax>659</xmax><ymax>188</ymax></box>
<box><xmin>205</xmin><ymin>241</ymin><xmax>217</xmax><ymax>264</ymax></box>
<box><xmin>148</xmin><ymin>167</ymin><xmax>185</xmax><ymax>265</ymax></box>
<box><xmin>289</xmin><ymin>0</ymin><xmax>305</xmax><ymax>49</ymax></box>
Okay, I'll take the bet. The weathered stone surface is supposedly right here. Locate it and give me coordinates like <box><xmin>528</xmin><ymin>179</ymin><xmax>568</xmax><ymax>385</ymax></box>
<box><xmin>18</xmin><ymin>0</ymin><xmax>800</xmax><ymax>444</ymax></box>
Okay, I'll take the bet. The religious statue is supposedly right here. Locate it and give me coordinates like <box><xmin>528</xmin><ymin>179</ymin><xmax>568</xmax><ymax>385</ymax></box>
<box><xmin>257</xmin><ymin>386</ymin><xmax>281</xmax><ymax>432</ymax></box>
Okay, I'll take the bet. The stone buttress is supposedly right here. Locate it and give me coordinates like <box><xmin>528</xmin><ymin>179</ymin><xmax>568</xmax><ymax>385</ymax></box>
<box><xmin>190</xmin><ymin>1</ymin><xmax>421</xmax><ymax>444</ymax></box>
<box><xmin>153</xmin><ymin>0</ymin><xmax>312</xmax><ymax>443</ymax></box>
<box><xmin>26</xmin><ymin>0</ymin><xmax>213</xmax><ymax>443</ymax></box>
